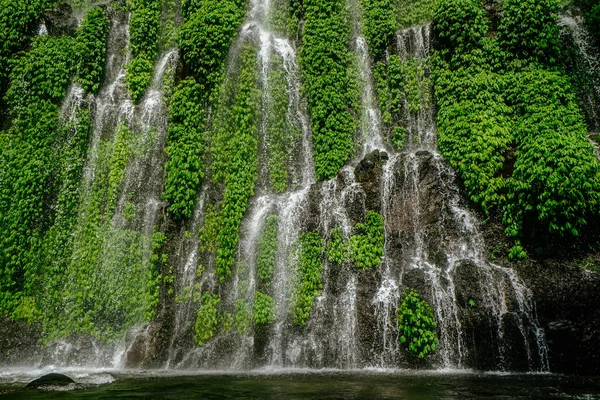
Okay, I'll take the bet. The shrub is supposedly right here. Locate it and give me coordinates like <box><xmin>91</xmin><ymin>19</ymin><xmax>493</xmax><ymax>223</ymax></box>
<box><xmin>349</xmin><ymin>211</ymin><xmax>385</xmax><ymax>269</ymax></box>
<box><xmin>125</xmin><ymin>0</ymin><xmax>161</xmax><ymax>103</ymax></box>
<box><xmin>397</xmin><ymin>289</ymin><xmax>438</xmax><ymax>358</ymax></box>
<box><xmin>292</xmin><ymin>232</ymin><xmax>325</xmax><ymax>326</ymax></box>
<box><xmin>194</xmin><ymin>292</ymin><xmax>220</xmax><ymax>345</ymax></box>
<box><xmin>498</xmin><ymin>0</ymin><xmax>561</xmax><ymax>66</ymax></box>
<box><xmin>75</xmin><ymin>6</ymin><xmax>110</xmax><ymax>94</ymax></box>
<box><xmin>253</xmin><ymin>292</ymin><xmax>275</xmax><ymax>326</ymax></box>
<box><xmin>300</xmin><ymin>0</ymin><xmax>356</xmax><ymax>180</ymax></box>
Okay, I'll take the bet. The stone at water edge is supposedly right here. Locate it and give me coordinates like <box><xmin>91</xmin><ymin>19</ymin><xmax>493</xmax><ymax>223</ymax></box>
<box><xmin>26</xmin><ymin>373</ymin><xmax>75</xmax><ymax>389</ymax></box>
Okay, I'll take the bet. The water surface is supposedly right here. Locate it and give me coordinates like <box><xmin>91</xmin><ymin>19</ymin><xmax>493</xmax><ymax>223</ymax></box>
<box><xmin>1</xmin><ymin>369</ymin><xmax>599</xmax><ymax>399</ymax></box>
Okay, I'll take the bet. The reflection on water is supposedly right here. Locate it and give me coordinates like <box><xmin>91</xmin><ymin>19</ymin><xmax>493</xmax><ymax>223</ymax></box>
<box><xmin>1</xmin><ymin>369</ymin><xmax>600</xmax><ymax>399</ymax></box>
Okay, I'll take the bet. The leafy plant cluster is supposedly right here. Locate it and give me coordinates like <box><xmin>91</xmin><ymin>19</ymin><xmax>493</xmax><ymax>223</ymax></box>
<box><xmin>397</xmin><ymin>289</ymin><xmax>438</xmax><ymax>358</ymax></box>
<box><xmin>292</xmin><ymin>232</ymin><xmax>325</xmax><ymax>326</ymax></box>
<box><xmin>257</xmin><ymin>215</ymin><xmax>279</xmax><ymax>286</ymax></box>
<box><xmin>397</xmin><ymin>0</ymin><xmax>436</xmax><ymax>29</ymax></box>
<box><xmin>43</xmin><ymin>130</ymin><xmax>160</xmax><ymax>340</ymax></box>
<box><xmin>325</xmin><ymin>211</ymin><xmax>385</xmax><ymax>269</ymax></box>
<box><xmin>163</xmin><ymin>78</ymin><xmax>205</xmax><ymax>221</ymax></box>
<box><xmin>300</xmin><ymin>0</ymin><xmax>356</xmax><ymax>181</ymax></box>
<box><xmin>0</xmin><ymin>0</ymin><xmax>51</xmax><ymax>101</ymax></box>
<box><xmin>0</xmin><ymin>35</ymin><xmax>76</xmax><ymax>318</ymax></box>
<box><xmin>125</xmin><ymin>0</ymin><xmax>161</xmax><ymax>103</ymax></box>
<box><xmin>432</xmin><ymin>0</ymin><xmax>600</xmax><ymax>248</ymax></box>
<box><xmin>162</xmin><ymin>0</ymin><xmax>245</xmax><ymax>221</ymax></box>
<box><xmin>360</xmin><ymin>0</ymin><xmax>398</xmax><ymax>61</ymax></box>
<box><xmin>75</xmin><ymin>6</ymin><xmax>110</xmax><ymax>94</ymax></box>
<box><xmin>210</xmin><ymin>46</ymin><xmax>260</xmax><ymax>281</ymax></box>
<box><xmin>253</xmin><ymin>291</ymin><xmax>276</xmax><ymax>326</ymax></box>
<box><xmin>194</xmin><ymin>292</ymin><xmax>220</xmax><ymax>345</ymax></box>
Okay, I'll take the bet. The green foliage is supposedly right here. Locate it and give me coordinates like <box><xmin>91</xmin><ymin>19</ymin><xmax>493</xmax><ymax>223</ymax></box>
<box><xmin>397</xmin><ymin>289</ymin><xmax>438</xmax><ymax>358</ymax></box>
<box><xmin>211</xmin><ymin>46</ymin><xmax>260</xmax><ymax>281</ymax></box>
<box><xmin>508</xmin><ymin>241</ymin><xmax>528</xmax><ymax>261</ymax></box>
<box><xmin>326</xmin><ymin>228</ymin><xmax>348</xmax><ymax>265</ymax></box>
<box><xmin>580</xmin><ymin>255</ymin><xmax>600</xmax><ymax>273</ymax></box>
<box><xmin>432</xmin><ymin>0</ymin><xmax>600</xmax><ymax>245</ymax></box>
<box><xmin>498</xmin><ymin>0</ymin><xmax>561</xmax><ymax>66</ymax></box>
<box><xmin>194</xmin><ymin>292</ymin><xmax>220</xmax><ymax>345</ymax></box>
<box><xmin>503</xmin><ymin>68</ymin><xmax>600</xmax><ymax>238</ymax></box>
<box><xmin>0</xmin><ymin>0</ymin><xmax>49</xmax><ymax>97</ymax></box>
<box><xmin>178</xmin><ymin>0</ymin><xmax>245</xmax><ymax>102</ymax></box>
<box><xmin>397</xmin><ymin>0</ymin><xmax>436</xmax><ymax>28</ymax></box>
<box><xmin>163</xmin><ymin>0</ymin><xmax>245</xmax><ymax>223</ymax></box>
<box><xmin>300</xmin><ymin>0</ymin><xmax>356</xmax><ymax>180</ymax></box>
<box><xmin>44</xmin><ymin>134</ymin><xmax>160</xmax><ymax>340</ymax></box>
<box><xmin>0</xmin><ymin>35</ymin><xmax>75</xmax><ymax>318</ymax></box>
<box><xmin>360</xmin><ymin>0</ymin><xmax>398</xmax><ymax>60</ymax></box>
<box><xmin>348</xmin><ymin>211</ymin><xmax>385</xmax><ymax>269</ymax></box>
<box><xmin>292</xmin><ymin>232</ymin><xmax>324</xmax><ymax>326</ymax></box>
<box><xmin>125</xmin><ymin>0</ymin><xmax>161</xmax><ymax>103</ymax></box>
<box><xmin>257</xmin><ymin>215</ymin><xmax>279</xmax><ymax>286</ymax></box>
<box><xmin>163</xmin><ymin>78</ymin><xmax>205</xmax><ymax>221</ymax></box>
<box><xmin>199</xmin><ymin>204</ymin><xmax>220</xmax><ymax>253</ymax></box>
<box><xmin>108</xmin><ymin>123</ymin><xmax>134</xmax><ymax>211</ymax></box>
<box><xmin>235</xmin><ymin>299</ymin><xmax>251</xmax><ymax>334</ymax></box>
<box><xmin>433</xmin><ymin>0</ymin><xmax>488</xmax><ymax>64</ymax></box>
<box><xmin>253</xmin><ymin>292</ymin><xmax>275</xmax><ymax>326</ymax></box>
<box><xmin>75</xmin><ymin>6</ymin><xmax>110</xmax><ymax>94</ymax></box>
<box><xmin>433</xmin><ymin>64</ymin><xmax>513</xmax><ymax>214</ymax></box>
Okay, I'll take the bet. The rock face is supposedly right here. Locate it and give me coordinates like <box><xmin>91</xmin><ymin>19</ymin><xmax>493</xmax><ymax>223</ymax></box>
<box><xmin>43</xmin><ymin>2</ymin><xmax>77</xmax><ymax>37</ymax></box>
<box><xmin>26</xmin><ymin>373</ymin><xmax>75</xmax><ymax>389</ymax></box>
<box><xmin>517</xmin><ymin>261</ymin><xmax>600</xmax><ymax>375</ymax></box>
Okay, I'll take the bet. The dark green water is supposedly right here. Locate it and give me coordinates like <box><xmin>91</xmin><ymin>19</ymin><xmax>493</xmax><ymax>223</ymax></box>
<box><xmin>1</xmin><ymin>370</ymin><xmax>599</xmax><ymax>399</ymax></box>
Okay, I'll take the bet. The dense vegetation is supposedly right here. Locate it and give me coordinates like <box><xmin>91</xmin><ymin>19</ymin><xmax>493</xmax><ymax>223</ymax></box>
<box><xmin>397</xmin><ymin>289</ymin><xmax>438</xmax><ymax>358</ymax></box>
<box><xmin>0</xmin><ymin>35</ymin><xmax>76</xmax><ymax>319</ymax></box>
<box><xmin>300</xmin><ymin>0</ymin><xmax>356</xmax><ymax>180</ymax></box>
<box><xmin>125</xmin><ymin>0</ymin><xmax>161</xmax><ymax>103</ymax></box>
<box><xmin>75</xmin><ymin>6</ymin><xmax>110</xmax><ymax>94</ymax></box>
<box><xmin>432</xmin><ymin>0</ymin><xmax>600</xmax><ymax>252</ymax></box>
<box><xmin>163</xmin><ymin>0</ymin><xmax>245</xmax><ymax>221</ymax></box>
<box><xmin>292</xmin><ymin>232</ymin><xmax>325</xmax><ymax>326</ymax></box>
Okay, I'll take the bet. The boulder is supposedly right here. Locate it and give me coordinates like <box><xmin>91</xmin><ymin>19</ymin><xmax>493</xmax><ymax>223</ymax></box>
<box><xmin>26</xmin><ymin>373</ymin><xmax>75</xmax><ymax>389</ymax></box>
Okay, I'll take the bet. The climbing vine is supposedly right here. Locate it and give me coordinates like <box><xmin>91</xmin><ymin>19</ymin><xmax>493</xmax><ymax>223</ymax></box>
<box><xmin>211</xmin><ymin>46</ymin><xmax>260</xmax><ymax>281</ymax></box>
<box><xmin>75</xmin><ymin>6</ymin><xmax>110</xmax><ymax>94</ymax></box>
<box><xmin>253</xmin><ymin>291</ymin><xmax>276</xmax><ymax>326</ymax></box>
<box><xmin>397</xmin><ymin>289</ymin><xmax>438</xmax><ymax>359</ymax></box>
<box><xmin>125</xmin><ymin>0</ymin><xmax>161</xmax><ymax>103</ymax></box>
<box><xmin>292</xmin><ymin>231</ymin><xmax>325</xmax><ymax>326</ymax></box>
<box><xmin>0</xmin><ymin>36</ymin><xmax>75</xmax><ymax>319</ymax></box>
<box><xmin>194</xmin><ymin>292</ymin><xmax>221</xmax><ymax>345</ymax></box>
<box><xmin>300</xmin><ymin>0</ymin><xmax>356</xmax><ymax>180</ymax></box>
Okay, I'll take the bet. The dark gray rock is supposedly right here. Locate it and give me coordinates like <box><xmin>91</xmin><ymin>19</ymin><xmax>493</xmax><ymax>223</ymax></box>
<box><xmin>26</xmin><ymin>373</ymin><xmax>75</xmax><ymax>389</ymax></box>
<box><xmin>44</xmin><ymin>2</ymin><xmax>77</xmax><ymax>37</ymax></box>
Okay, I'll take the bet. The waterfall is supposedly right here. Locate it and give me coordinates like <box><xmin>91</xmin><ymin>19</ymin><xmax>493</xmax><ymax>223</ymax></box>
<box><xmin>164</xmin><ymin>0</ymin><xmax>316</xmax><ymax>369</ymax></box>
<box><xmin>559</xmin><ymin>14</ymin><xmax>600</xmax><ymax>152</ymax></box>
<box><xmin>373</xmin><ymin>24</ymin><xmax>549</xmax><ymax>371</ymax></box>
<box><xmin>8</xmin><ymin>0</ymin><xmax>555</xmax><ymax>374</ymax></box>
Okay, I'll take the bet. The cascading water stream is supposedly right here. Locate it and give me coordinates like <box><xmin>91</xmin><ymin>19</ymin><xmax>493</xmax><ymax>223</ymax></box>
<box><xmin>166</xmin><ymin>0</ymin><xmax>316</xmax><ymax>369</ymax></box>
<box><xmin>372</xmin><ymin>24</ymin><xmax>549</xmax><ymax>371</ymax></box>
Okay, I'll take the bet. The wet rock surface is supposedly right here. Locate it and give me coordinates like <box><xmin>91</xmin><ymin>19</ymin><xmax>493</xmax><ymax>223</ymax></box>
<box><xmin>26</xmin><ymin>373</ymin><xmax>75</xmax><ymax>389</ymax></box>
